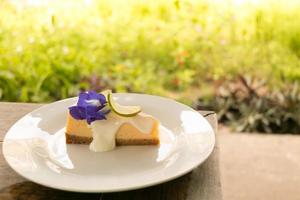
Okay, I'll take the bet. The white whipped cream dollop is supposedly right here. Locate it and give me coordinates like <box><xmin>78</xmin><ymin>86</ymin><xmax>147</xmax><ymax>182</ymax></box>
<box><xmin>89</xmin><ymin>112</ymin><xmax>154</xmax><ymax>152</ymax></box>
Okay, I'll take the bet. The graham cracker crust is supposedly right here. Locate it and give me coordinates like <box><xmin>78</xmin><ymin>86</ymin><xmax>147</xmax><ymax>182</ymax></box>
<box><xmin>65</xmin><ymin>133</ymin><xmax>159</xmax><ymax>145</ymax></box>
<box><xmin>66</xmin><ymin>133</ymin><xmax>92</xmax><ymax>144</ymax></box>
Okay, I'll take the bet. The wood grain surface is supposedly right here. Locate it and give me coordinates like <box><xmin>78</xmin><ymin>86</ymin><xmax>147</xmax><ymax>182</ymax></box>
<box><xmin>0</xmin><ymin>103</ymin><xmax>222</xmax><ymax>200</ymax></box>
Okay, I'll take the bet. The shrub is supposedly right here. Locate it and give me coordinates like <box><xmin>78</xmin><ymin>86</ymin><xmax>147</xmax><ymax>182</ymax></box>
<box><xmin>194</xmin><ymin>76</ymin><xmax>300</xmax><ymax>134</ymax></box>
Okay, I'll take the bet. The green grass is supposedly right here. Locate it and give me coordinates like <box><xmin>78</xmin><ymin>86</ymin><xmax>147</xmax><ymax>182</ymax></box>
<box><xmin>0</xmin><ymin>0</ymin><xmax>300</xmax><ymax>103</ymax></box>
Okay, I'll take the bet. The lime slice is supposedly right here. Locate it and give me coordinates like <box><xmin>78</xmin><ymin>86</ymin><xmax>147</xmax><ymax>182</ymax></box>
<box><xmin>107</xmin><ymin>92</ymin><xmax>141</xmax><ymax>117</ymax></box>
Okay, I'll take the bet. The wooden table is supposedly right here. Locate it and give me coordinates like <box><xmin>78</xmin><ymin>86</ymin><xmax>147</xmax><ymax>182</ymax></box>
<box><xmin>0</xmin><ymin>102</ymin><xmax>222</xmax><ymax>200</ymax></box>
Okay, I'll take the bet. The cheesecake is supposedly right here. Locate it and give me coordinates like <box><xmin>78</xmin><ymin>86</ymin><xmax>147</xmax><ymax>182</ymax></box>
<box><xmin>65</xmin><ymin>90</ymin><xmax>160</xmax><ymax>152</ymax></box>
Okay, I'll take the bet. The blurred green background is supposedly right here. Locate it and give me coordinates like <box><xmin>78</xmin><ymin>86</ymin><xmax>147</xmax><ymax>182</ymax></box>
<box><xmin>1</xmin><ymin>0</ymin><xmax>299</xmax><ymax>133</ymax></box>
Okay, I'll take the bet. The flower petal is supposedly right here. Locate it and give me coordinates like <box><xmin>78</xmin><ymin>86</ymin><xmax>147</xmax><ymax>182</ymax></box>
<box><xmin>88</xmin><ymin>91</ymin><xmax>101</xmax><ymax>100</ymax></box>
<box><xmin>77</xmin><ymin>92</ymin><xmax>89</xmax><ymax>107</ymax></box>
<box><xmin>85</xmin><ymin>105</ymin><xmax>99</xmax><ymax>115</ymax></box>
<box><xmin>69</xmin><ymin>106</ymin><xmax>86</xmax><ymax>120</ymax></box>
<box><xmin>88</xmin><ymin>91</ymin><xmax>107</xmax><ymax>105</ymax></box>
<box><xmin>95</xmin><ymin>113</ymin><xmax>107</xmax><ymax>120</ymax></box>
<box><xmin>99</xmin><ymin>93</ymin><xmax>107</xmax><ymax>105</ymax></box>
<box><xmin>86</xmin><ymin>116</ymin><xmax>95</xmax><ymax>124</ymax></box>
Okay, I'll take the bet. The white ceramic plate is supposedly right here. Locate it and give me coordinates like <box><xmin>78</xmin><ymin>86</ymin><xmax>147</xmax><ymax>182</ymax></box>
<box><xmin>3</xmin><ymin>93</ymin><xmax>215</xmax><ymax>193</ymax></box>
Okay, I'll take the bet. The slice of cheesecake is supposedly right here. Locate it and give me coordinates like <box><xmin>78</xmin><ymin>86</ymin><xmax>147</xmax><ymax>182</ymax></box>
<box><xmin>66</xmin><ymin>90</ymin><xmax>160</xmax><ymax>152</ymax></box>
<box><xmin>66</xmin><ymin>113</ymin><xmax>160</xmax><ymax>146</ymax></box>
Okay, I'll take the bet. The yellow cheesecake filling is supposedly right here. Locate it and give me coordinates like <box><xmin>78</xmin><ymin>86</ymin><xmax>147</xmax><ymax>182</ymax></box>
<box><xmin>66</xmin><ymin>112</ymin><xmax>159</xmax><ymax>152</ymax></box>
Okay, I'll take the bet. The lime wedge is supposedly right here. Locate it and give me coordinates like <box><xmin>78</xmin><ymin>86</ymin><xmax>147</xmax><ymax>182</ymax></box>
<box><xmin>107</xmin><ymin>91</ymin><xmax>141</xmax><ymax>117</ymax></box>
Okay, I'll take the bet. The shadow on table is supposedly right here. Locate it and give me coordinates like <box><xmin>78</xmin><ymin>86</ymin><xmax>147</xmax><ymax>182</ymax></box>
<box><xmin>0</xmin><ymin>181</ymin><xmax>100</xmax><ymax>200</ymax></box>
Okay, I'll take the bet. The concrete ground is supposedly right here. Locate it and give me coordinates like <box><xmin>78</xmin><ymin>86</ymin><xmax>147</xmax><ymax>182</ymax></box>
<box><xmin>218</xmin><ymin>129</ymin><xmax>300</xmax><ymax>200</ymax></box>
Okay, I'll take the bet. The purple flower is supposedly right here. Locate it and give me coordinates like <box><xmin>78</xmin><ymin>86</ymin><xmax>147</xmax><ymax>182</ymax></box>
<box><xmin>69</xmin><ymin>91</ymin><xmax>110</xmax><ymax>124</ymax></box>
